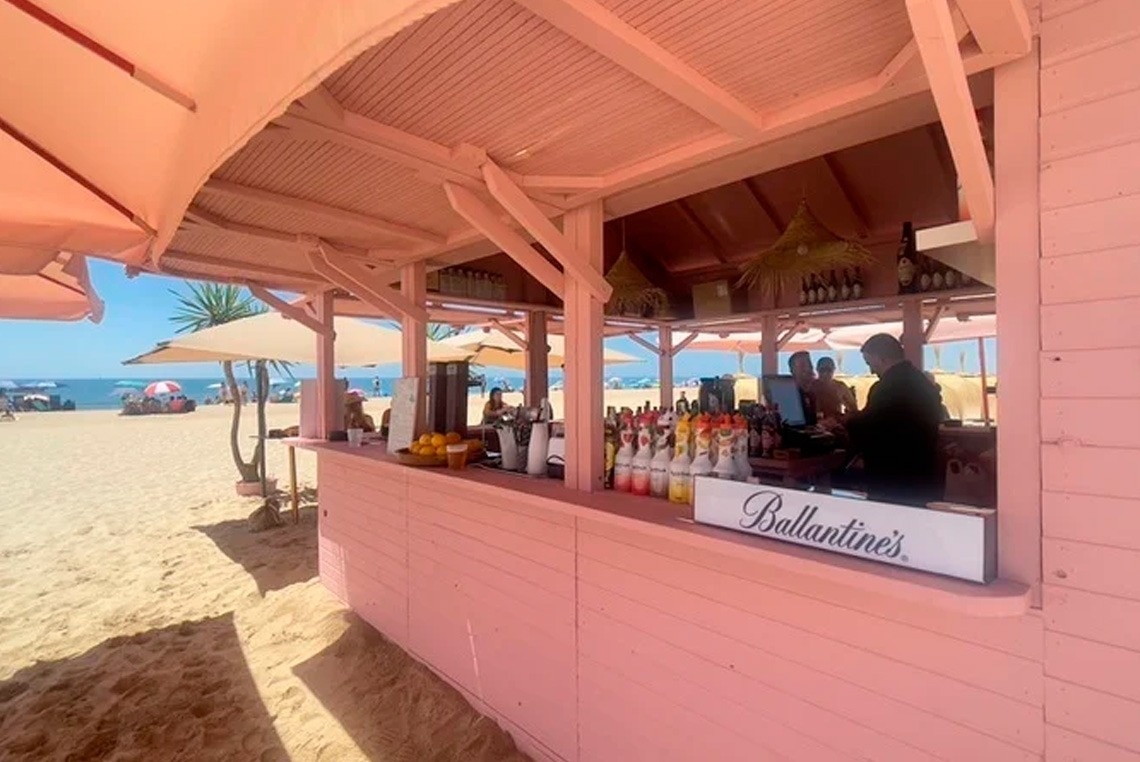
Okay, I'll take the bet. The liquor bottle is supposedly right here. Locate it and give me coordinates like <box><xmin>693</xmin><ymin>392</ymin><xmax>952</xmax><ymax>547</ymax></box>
<box><xmin>919</xmin><ymin>255</ymin><xmax>933</xmax><ymax>292</ymax></box>
<box><xmin>688</xmin><ymin>413</ymin><xmax>714</xmax><ymax>504</ymax></box>
<box><xmin>650</xmin><ymin>411</ymin><xmax>674</xmax><ymax>498</ymax></box>
<box><xmin>712</xmin><ymin>415</ymin><xmax>737</xmax><ymax>480</ymax></box>
<box><xmin>613</xmin><ymin>413</ymin><xmax>635</xmax><ymax>493</ymax></box>
<box><xmin>852</xmin><ymin>267</ymin><xmax>864</xmax><ymax>299</ymax></box>
<box><xmin>676</xmin><ymin>391</ymin><xmax>689</xmax><ymax>416</ymax></box>
<box><xmin>668</xmin><ymin>414</ymin><xmax>693</xmax><ymax>504</ymax></box>
<box><xmin>603</xmin><ymin>410</ymin><xmax>617</xmax><ymax>489</ymax></box>
<box><xmin>630</xmin><ymin>414</ymin><xmax>653</xmax><ymax>496</ymax></box>
<box><xmin>815</xmin><ymin>274</ymin><xmax>828</xmax><ymax>304</ymax></box>
<box><xmin>840</xmin><ymin>269</ymin><xmax>852</xmax><ymax>301</ymax></box>
<box><xmin>944</xmin><ymin>266</ymin><xmax>958</xmax><ymax>290</ymax></box>
<box><xmin>826</xmin><ymin>270</ymin><xmax>839</xmax><ymax>302</ymax></box>
<box><xmin>732</xmin><ymin>414</ymin><xmax>751</xmax><ymax>481</ymax></box>
<box><xmin>807</xmin><ymin>274</ymin><xmax>819</xmax><ymax>304</ymax></box>
<box><xmin>896</xmin><ymin>221</ymin><xmax>917</xmax><ymax>294</ymax></box>
<box><xmin>932</xmin><ymin>262</ymin><xmax>945</xmax><ymax>291</ymax></box>
<box><xmin>799</xmin><ymin>277</ymin><xmax>809</xmax><ymax>306</ymax></box>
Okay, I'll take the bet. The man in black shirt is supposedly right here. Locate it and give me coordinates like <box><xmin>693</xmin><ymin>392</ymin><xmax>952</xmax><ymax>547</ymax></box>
<box><xmin>845</xmin><ymin>334</ymin><xmax>942</xmax><ymax>506</ymax></box>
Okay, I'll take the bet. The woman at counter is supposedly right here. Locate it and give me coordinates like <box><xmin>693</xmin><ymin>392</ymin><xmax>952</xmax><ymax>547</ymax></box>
<box><xmin>481</xmin><ymin>387</ymin><xmax>508</xmax><ymax>424</ymax></box>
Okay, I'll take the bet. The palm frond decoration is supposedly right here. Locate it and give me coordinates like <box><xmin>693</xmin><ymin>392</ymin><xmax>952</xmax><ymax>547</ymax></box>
<box><xmin>736</xmin><ymin>199</ymin><xmax>873</xmax><ymax>296</ymax></box>
<box><xmin>605</xmin><ymin>221</ymin><xmax>669</xmax><ymax>317</ymax></box>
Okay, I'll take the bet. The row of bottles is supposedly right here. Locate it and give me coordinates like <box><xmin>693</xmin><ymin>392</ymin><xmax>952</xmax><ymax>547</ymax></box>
<box><xmin>603</xmin><ymin>401</ymin><xmax>787</xmax><ymax>505</ymax></box>
<box><xmin>428</xmin><ymin>267</ymin><xmax>508</xmax><ymax>301</ymax></box>
<box><xmin>896</xmin><ymin>221</ymin><xmax>975</xmax><ymax>295</ymax></box>
<box><xmin>798</xmin><ymin>269</ymin><xmax>864</xmax><ymax>306</ymax></box>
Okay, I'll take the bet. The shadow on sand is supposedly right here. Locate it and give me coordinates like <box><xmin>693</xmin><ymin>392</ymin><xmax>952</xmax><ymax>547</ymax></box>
<box><xmin>294</xmin><ymin>612</ymin><xmax>529</xmax><ymax>762</ymax></box>
<box><xmin>0</xmin><ymin>613</ymin><xmax>287</xmax><ymax>762</ymax></box>
<box><xmin>193</xmin><ymin>495</ymin><xmax>319</xmax><ymax>597</ymax></box>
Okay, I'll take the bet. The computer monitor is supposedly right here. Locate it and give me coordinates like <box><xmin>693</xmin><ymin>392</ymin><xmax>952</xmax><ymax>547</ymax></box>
<box><xmin>762</xmin><ymin>375</ymin><xmax>807</xmax><ymax>427</ymax></box>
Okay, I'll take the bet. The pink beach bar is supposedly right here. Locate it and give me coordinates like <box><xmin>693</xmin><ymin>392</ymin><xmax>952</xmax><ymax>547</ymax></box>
<box><xmin>151</xmin><ymin>1</ymin><xmax>1135</xmax><ymax>759</ymax></box>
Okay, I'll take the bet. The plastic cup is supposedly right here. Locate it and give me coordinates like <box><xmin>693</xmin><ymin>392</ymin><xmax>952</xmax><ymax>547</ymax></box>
<box><xmin>446</xmin><ymin>443</ymin><xmax>468</xmax><ymax>470</ymax></box>
<box><xmin>347</xmin><ymin>427</ymin><xmax>363</xmax><ymax>447</ymax></box>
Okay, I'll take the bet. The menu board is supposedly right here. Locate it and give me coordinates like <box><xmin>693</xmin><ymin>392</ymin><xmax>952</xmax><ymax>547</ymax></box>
<box><xmin>386</xmin><ymin>377</ymin><xmax>420</xmax><ymax>454</ymax></box>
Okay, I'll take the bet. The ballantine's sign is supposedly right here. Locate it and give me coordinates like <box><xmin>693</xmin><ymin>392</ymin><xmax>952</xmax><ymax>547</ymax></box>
<box><xmin>693</xmin><ymin>478</ymin><xmax>996</xmax><ymax>583</ymax></box>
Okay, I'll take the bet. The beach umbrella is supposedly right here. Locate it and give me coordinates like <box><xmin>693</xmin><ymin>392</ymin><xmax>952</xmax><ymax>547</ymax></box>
<box><xmin>438</xmin><ymin>328</ymin><xmax>638</xmax><ymax>370</ymax></box>
<box><xmin>32</xmin><ymin>380</ymin><xmax>58</xmax><ymax>388</ymax></box>
<box><xmin>0</xmin><ymin>251</ymin><xmax>106</xmax><ymax>322</ymax></box>
<box><xmin>114</xmin><ymin>380</ymin><xmax>143</xmax><ymax>388</ymax></box>
<box><xmin>144</xmin><ymin>380</ymin><xmax>182</xmax><ymax>396</ymax></box>
<box><xmin>206</xmin><ymin>382</ymin><xmax>224</xmax><ymax>390</ymax></box>
<box><xmin>823</xmin><ymin>315</ymin><xmax>996</xmax><ymax>349</ymax></box>
<box><xmin>681</xmin><ymin>329</ymin><xmax>830</xmax><ymax>373</ymax></box>
<box><xmin>123</xmin><ymin>312</ymin><xmax>467</xmax><ymax>368</ymax></box>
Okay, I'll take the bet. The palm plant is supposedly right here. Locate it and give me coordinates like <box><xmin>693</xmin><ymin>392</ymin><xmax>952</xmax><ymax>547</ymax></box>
<box><xmin>169</xmin><ymin>282</ymin><xmax>269</xmax><ymax>487</ymax></box>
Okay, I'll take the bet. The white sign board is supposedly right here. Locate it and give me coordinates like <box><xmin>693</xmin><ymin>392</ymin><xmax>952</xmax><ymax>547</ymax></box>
<box><xmin>693</xmin><ymin>478</ymin><xmax>996</xmax><ymax>583</ymax></box>
<box><xmin>386</xmin><ymin>377</ymin><xmax>420</xmax><ymax>455</ymax></box>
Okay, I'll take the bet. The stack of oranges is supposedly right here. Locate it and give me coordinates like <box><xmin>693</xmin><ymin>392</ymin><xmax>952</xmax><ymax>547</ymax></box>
<box><xmin>408</xmin><ymin>431</ymin><xmax>462</xmax><ymax>458</ymax></box>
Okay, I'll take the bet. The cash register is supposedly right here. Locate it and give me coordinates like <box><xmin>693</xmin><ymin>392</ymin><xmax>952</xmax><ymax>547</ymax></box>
<box><xmin>762</xmin><ymin>375</ymin><xmax>836</xmax><ymax>455</ymax></box>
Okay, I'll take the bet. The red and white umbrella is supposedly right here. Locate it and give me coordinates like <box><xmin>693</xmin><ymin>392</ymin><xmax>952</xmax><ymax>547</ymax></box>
<box><xmin>144</xmin><ymin>380</ymin><xmax>182</xmax><ymax>396</ymax></box>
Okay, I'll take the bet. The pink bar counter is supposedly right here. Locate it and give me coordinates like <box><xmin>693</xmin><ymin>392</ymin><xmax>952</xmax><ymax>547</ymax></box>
<box><xmin>299</xmin><ymin>441</ymin><xmax>1043</xmax><ymax>762</ymax></box>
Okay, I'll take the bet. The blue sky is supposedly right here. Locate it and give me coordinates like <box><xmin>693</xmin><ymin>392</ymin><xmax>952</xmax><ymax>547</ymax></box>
<box><xmin>0</xmin><ymin>260</ymin><xmax>994</xmax><ymax>379</ymax></box>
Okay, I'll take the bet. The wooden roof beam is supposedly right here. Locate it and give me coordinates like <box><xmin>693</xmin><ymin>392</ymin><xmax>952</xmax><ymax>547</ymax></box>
<box><xmin>954</xmin><ymin>0</ymin><xmax>1032</xmax><ymax>56</ymax></box>
<box><xmin>307</xmin><ymin>240</ymin><xmax>429</xmax><ymax>323</ymax></box>
<box><xmin>741</xmin><ymin>177</ymin><xmax>784</xmax><ymax>233</ymax></box>
<box><xmin>906</xmin><ymin>0</ymin><xmax>996</xmax><ymax>243</ymax></box>
<box><xmin>820</xmin><ymin>154</ymin><xmax>871</xmax><ymax>238</ymax></box>
<box><xmin>443</xmin><ymin>182</ymin><xmax>566</xmax><ymax>301</ymax></box>
<box><xmin>248</xmin><ymin>285</ymin><xmax>334</xmax><ymax>337</ymax></box>
<box><xmin>161</xmin><ymin>250</ymin><xmax>323</xmax><ymax>286</ymax></box>
<box><xmin>481</xmin><ymin>160</ymin><xmax>612</xmax><ymax>302</ymax></box>
<box><xmin>183</xmin><ymin>205</ymin><xmax>379</xmax><ymax>261</ymax></box>
<box><xmin>513</xmin><ymin>0</ymin><xmax>763</xmax><ymax>138</ymax></box>
<box><xmin>674</xmin><ymin>199</ymin><xmax>730</xmax><ymax>264</ymax></box>
<box><xmin>879</xmin><ymin>6</ymin><xmax>970</xmax><ymax>85</ymax></box>
<box><xmin>200</xmin><ymin>178</ymin><xmax>444</xmax><ymax>245</ymax></box>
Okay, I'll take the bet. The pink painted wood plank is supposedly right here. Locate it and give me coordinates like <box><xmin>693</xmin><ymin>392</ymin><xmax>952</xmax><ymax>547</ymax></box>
<box><xmin>1041</xmin><ymin>248</ymin><xmax>1140</xmax><ymax>305</ymax></box>
<box><xmin>1041</xmin><ymin>34</ymin><xmax>1140</xmax><ymax>114</ymax></box>
<box><xmin>1043</xmin><ymin>491</ymin><xmax>1140</xmax><ymax>550</ymax></box>
<box><xmin>1044</xmin><ymin>539</ymin><xmax>1140</xmax><ymax>599</ymax></box>
<box><xmin>1042</xmin><ymin>400</ymin><xmax>1140</xmax><ymax>449</ymax></box>
<box><xmin>1042</xmin><ymin>194</ymin><xmax>1140</xmax><ymax>256</ymax></box>
<box><xmin>1041</xmin><ymin>87</ymin><xmax>1140</xmax><ymax>162</ymax></box>
<box><xmin>406</xmin><ymin>514</ymin><xmax>576</xmax><ymax>601</ymax></box>
<box><xmin>1043</xmin><ymin>584</ymin><xmax>1140</xmax><ymax>651</ymax></box>
<box><xmin>1042</xmin><ymin>350</ymin><xmax>1140</xmax><ymax>398</ymax></box>
<box><xmin>577</xmin><ymin>580</ymin><xmax>1039</xmax><ymax>761</ymax></box>
<box><xmin>406</xmin><ymin>497</ymin><xmax>575</xmax><ymax>571</ymax></box>
<box><xmin>323</xmin><ymin>456</ymin><xmax>409</xmax><ymax>499</ymax></box>
<box><xmin>1042</xmin><ymin>444</ymin><xmax>1140</xmax><ymax>499</ymax></box>
<box><xmin>1041</xmin><ymin>144</ymin><xmax>1140</xmax><ymax>211</ymax></box>
<box><xmin>1046</xmin><ymin>678</ymin><xmax>1140</xmax><ymax>753</ymax></box>
<box><xmin>1046</xmin><ymin>632</ymin><xmax>1140</xmax><ymax>702</ymax></box>
<box><xmin>579</xmin><ymin>655</ymin><xmax>787</xmax><ymax>762</ymax></box>
<box><xmin>320</xmin><ymin>481</ymin><xmax>407</xmax><ymax>527</ymax></box>
<box><xmin>320</xmin><ymin>512</ymin><xmax>407</xmax><ymax>562</ymax></box>
<box><xmin>407</xmin><ymin>481</ymin><xmax>576</xmax><ymax>551</ymax></box>
<box><xmin>579</xmin><ymin>531</ymin><xmax>1045</xmax><ymax>700</ymax></box>
<box><xmin>408</xmin><ymin>536</ymin><xmax>575</xmax><ymax>643</ymax></box>
<box><xmin>406</xmin><ymin>582</ymin><xmax>577</xmax><ymax>758</ymax></box>
<box><xmin>404</xmin><ymin>468</ymin><xmax>576</xmax><ymax>528</ymax></box>
<box><xmin>578</xmin><ymin>517</ymin><xmax>1044</xmax><ymax>657</ymax></box>
<box><xmin>579</xmin><ymin>569</ymin><xmax>1043</xmax><ymax>754</ymax></box>
<box><xmin>1042</xmin><ymin>297</ymin><xmax>1140</xmax><ymax>350</ymax></box>
<box><xmin>1046</xmin><ymin>725</ymin><xmax>1140</xmax><ymax>762</ymax></box>
<box><xmin>319</xmin><ymin>529</ymin><xmax>407</xmax><ymax>587</ymax></box>
<box><xmin>1041</xmin><ymin>0</ymin><xmax>1109</xmax><ymax>21</ymax></box>
<box><xmin>1041</xmin><ymin>0</ymin><xmax>1140</xmax><ymax>67</ymax></box>
<box><xmin>579</xmin><ymin>605</ymin><xmax>936</xmax><ymax>761</ymax></box>
<box><xmin>579</xmin><ymin>702</ymin><xmax>675</xmax><ymax>762</ymax></box>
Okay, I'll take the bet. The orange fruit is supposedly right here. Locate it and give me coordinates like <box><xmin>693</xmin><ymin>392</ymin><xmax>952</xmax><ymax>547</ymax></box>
<box><xmin>445</xmin><ymin>432</ymin><xmax>462</xmax><ymax>445</ymax></box>
<box><xmin>435</xmin><ymin>444</ymin><xmax>448</xmax><ymax>457</ymax></box>
<box><xmin>418</xmin><ymin>433</ymin><xmax>432</xmax><ymax>446</ymax></box>
<box><xmin>430</xmin><ymin>433</ymin><xmax>446</xmax><ymax>448</ymax></box>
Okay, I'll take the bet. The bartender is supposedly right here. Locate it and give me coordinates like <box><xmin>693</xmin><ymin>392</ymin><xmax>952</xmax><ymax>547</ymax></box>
<box><xmin>845</xmin><ymin>334</ymin><xmax>942</xmax><ymax>506</ymax></box>
<box><xmin>813</xmin><ymin>356</ymin><xmax>858</xmax><ymax>419</ymax></box>
<box><xmin>788</xmin><ymin>351</ymin><xmax>818</xmax><ymax>425</ymax></box>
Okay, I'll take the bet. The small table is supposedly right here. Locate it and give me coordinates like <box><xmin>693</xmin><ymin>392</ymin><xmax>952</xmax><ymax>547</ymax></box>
<box><xmin>749</xmin><ymin>450</ymin><xmax>848</xmax><ymax>493</ymax></box>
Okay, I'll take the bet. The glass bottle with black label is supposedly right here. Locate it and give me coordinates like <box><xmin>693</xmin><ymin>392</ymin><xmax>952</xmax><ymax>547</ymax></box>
<box><xmin>815</xmin><ymin>274</ymin><xmax>828</xmax><ymax>304</ymax></box>
<box><xmin>799</xmin><ymin>277</ymin><xmax>809</xmax><ymax>305</ymax></box>
<box><xmin>826</xmin><ymin>270</ymin><xmax>839</xmax><ymax>302</ymax></box>
<box><xmin>919</xmin><ymin>255</ymin><xmax>933</xmax><ymax>292</ymax></box>
<box><xmin>852</xmin><ymin>267</ymin><xmax>864</xmax><ymax>299</ymax></box>
<box><xmin>840</xmin><ymin>269</ymin><xmax>852</xmax><ymax>301</ymax></box>
<box><xmin>807</xmin><ymin>274</ymin><xmax>819</xmax><ymax>304</ymax></box>
<box><xmin>896</xmin><ymin>221</ymin><xmax>917</xmax><ymax>294</ymax></box>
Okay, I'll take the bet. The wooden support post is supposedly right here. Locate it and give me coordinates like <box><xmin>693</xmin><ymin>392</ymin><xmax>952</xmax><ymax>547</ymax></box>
<box><xmin>659</xmin><ymin>326</ymin><xmax>673</xmax><ymax>410</ymax></box>
<box><xmin>761</xmin><ymin>315</ymin><xmax>779</xmax><ymax>376</ymax></box>
<box><xmin>313</xmin><ymin>290</ymin><xmax>338</xmax><ymax>439</ymax></box>
<box><xmin>562</xmin><ymin>201</ymin><xmax>605</xmax><ymax>493</ymax></box>
<box><xmin>977</xmin><ymin>337</ymin><xmax>991</xmax><ymax>427</ymax></box>
<box><xmin>525</xmin><ymin>310</ymin><xmax>548</xmax><ymax>407</ymax></box>
<box><xmin>401</xmin><ymin>261</ymin><xmax>428</xmax><ymax>436</ymax></box>
<box><xmin>994</xmin><ymin>42</ymin><xmax>1041</xmax><ymax>591</ymax></box>
<box><xmin>901</xmin><ymin>300</ymin><xmax>925</xmax><ymax>369</ymax></box>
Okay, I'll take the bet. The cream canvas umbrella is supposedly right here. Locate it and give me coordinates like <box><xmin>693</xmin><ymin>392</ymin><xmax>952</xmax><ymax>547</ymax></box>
<box><xmin>823</xmin><ymin>315</ymin><xmax>995</xmax><ymax>349</ymax></box>
<box><xmin>683</xmin><ymin>329</ymin><xmax>831</xmax><ymax>373</ymax></box>
<box><xmin>438</xmin><ymin>328</ymin><xmax>639</xmax><ymax>370</ymax></box>
<box><xmin>124</xmin><ymin>311</ymin><xmax>468</xmax><ymax>367</ymax></box>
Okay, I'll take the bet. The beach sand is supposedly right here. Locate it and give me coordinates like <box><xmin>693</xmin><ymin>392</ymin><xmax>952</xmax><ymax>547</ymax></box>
<box><xmin>0</xmin><ymin>379</ymin><xmax>992</xmax><ymax>760</ymax></box>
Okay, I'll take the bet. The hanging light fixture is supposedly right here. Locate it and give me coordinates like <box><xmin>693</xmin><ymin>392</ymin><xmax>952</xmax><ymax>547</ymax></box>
<box><xmin>604</xmin><ymin>219</ymin><xmax>669</xmax><ymax>317</ymax></box>
<box><xmin>736</xmin><ymin>198</ymin><xmax>872</xmax><ymax>296</ymax></box>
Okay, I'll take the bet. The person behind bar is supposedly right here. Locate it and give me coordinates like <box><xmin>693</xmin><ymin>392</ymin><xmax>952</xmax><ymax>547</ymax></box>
<box><xmin>482</xmin><ymin>387</ymin><xmax>507</xmax><ymax>424</ymax></box>
<box><xmin>845</xmin><ymin>334</ymin><xmax>942</xmax><ymax>506</ymax></box>
<box><xmin>813</xmin><ymin>356</ymin><xmax>858</xmax><ymax>420</ymax></box>
<box><xmin>788</xmin><ymin>350</ymin><xmax>818</xmax><ymax>425</ymax></box>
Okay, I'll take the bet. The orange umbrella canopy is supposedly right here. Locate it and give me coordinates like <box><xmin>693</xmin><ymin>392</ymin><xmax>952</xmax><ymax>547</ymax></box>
<box><xmin>0</xmin><ymin>248</ymin><xmax>103</xmax><ymax>321</ymax></box>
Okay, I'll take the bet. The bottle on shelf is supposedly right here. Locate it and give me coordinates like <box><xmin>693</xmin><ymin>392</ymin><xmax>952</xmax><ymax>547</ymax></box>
<box><xmin>944</xmin><ymin>266</ymin><xmax>958</xmax><ymax>290</ymax></box>
<box><xmin>806</xmin><ymin>274</ymin><xmax>819</xmax><ymax>304</ymax></box>
<box><xmin>630</xmin><ymin>414</ymin><xmax>653</xmax><ymax>496</ymax></box>
<box><xmin>826</xmin><ymin>270</ymin><xmax>839</xmax><ymax>302</ymax></box>
<box><xmin>650</xmin><ymin>411</ymin><xmax>674</xmax><ymax>498</ymax></box>
<box><xmin>840</xmin><ymin>269</ymin><xmax>852</xmax><ymax>301</ymax></box>
<box><xmin>613</xmin><ymin>413</ymin><xmax>635</xmax><ymax>493</ymax></box>
<box><xmin>815</xmin><ymin>274</ymin><xmax>828</xmax><ymax>304</ymax></box>
<box><xmin>688</xmin><ymin>413</ymin><xmax>715</xmax><ymax>504</ymax></box>
<box><xmin>603</xmin><ymin>408</ymin><xmax>617</xmax><ymax>490</ymax></box>
<box><xmin>799</xmin><ymin>277</ymin><xmax>809</xmax><ymax>306</ymax></box>
<box><xmin>732</xmin><ymin>414</ymin><xmax>751</xmax><ymax>481</ymax></box>
<box><xmin>896</xmin><ymin>221</ymin><xmax>917</xmax><ymax>294</ymax></box>
<box><xmin>852</xmin><ymin>267</ymin><xmax>864</xmax><ymax>299</ymax></box>
<box><xmin>932</xmin><ymin>261</ymin><xmax>945</xmax><ymax>291</ymax></box>
<box><xmin>668</xmin><ymin>414</ymin><xmax>693</xmax><ymax>504</ymax></box>
<box><xmin>919</xmin><ymin>255</ymin><xmax>933</xmax><ymax>292</ymax></box>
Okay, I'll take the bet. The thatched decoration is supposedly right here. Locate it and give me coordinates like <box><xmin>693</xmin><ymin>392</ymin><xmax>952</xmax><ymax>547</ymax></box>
<box><xmin>605</xmin><ymin>223</ymin><xmax>669</xmax><ymax>317</ymax></box>
<box><xmin>736</xmin><ymin>199</ymin><xmax>873</xmax><ymax>295</ymax></box>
